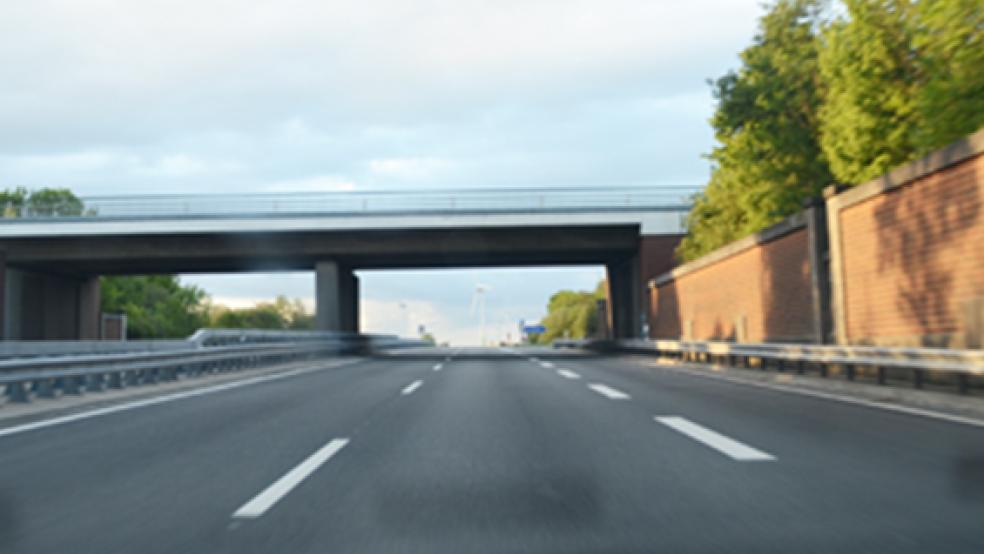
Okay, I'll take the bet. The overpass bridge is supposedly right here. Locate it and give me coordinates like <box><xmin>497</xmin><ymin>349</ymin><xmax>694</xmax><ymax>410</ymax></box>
<box><xmin>0</xmin><ymin>186</ymin><xmax>695</xmax><ymax>340</ymax></box>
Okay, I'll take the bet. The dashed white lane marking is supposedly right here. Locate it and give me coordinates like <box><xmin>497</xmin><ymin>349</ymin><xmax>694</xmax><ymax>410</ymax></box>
<box><xmin>401</xmin><ymin>380</ymin><xmax>424</xmax><ymax>395</ymax></box>
<box><xmin>557</xmin><ymin>369</ymin><xmax>581</xmax><ymax>380</ymax></box>
<box><xmin>656</xmin><ymin>416</ymin><xmax>775</xmax><ymax>462</ymax></box>
<box><xmin>528</xmin><ymin>357</ymin><xmax>539</xmax><ymax>363</ymax></box>
<box><xmin>232</xmin><ymin>438</ymin><xmax>350</xmax><ymax>519</ymax></box>
<box><xmin>587</xmin><ymin>383</ymin><xmax>631</xmax><ymax>400</ymax></box>
<box><xmin>539</xmin><ymin>361</ymin><xmax>555</xmax><ymax>369</ymax></box>
<box><xmin>432</xmin><ymin>363</ymin><xmax>443</xmax><ymax>371</ymax></box>
<box><xmin>0</xmin><ymin>361</ymin><xmax>361</xmax><ymax>440</ymax></box>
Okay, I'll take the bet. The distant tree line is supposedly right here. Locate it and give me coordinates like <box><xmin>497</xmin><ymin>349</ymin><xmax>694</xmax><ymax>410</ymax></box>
<box><xmin>100</xmin><ymin>275</ymin><xmax>315</xmax><ymax>339</ymax></box>
<box><xmin>678</xmin><ymin>0</ymin><xmax>984</xmax><ymax>261</ymax></box>
<box><xmin>0</xmin><ymin>187</ymin><xmax>87</xmax><ymax>217</ymax></box>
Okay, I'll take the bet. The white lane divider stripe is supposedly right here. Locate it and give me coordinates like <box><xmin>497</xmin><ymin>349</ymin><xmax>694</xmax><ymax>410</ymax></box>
<box><xmin>432</xmin><ymin>363</ymin><xmax>443</xmax><ymax>371</ymax></box>
<box><xmin>233</xmin><ymin>438</ymin><xmax>349</xmax><ymax>519</ymax></box>
<box><xmin>656</xmin><ymin>416</ymin><xmax>775</xmax><ymax>462</ymax></box>
<box><xmin>556</xmin><ymin>369</ymin><xmax>581</xmax><ymax>380</ymax></box>
<box><xmin>587</xmin><ymin>383</ymin><xmax>631</xmax><ymax>400</ymax></box>
<box><xmin>401</xmin><ymin>380</ymin><xmax>424</xmax><ymax>395</ymax></box>
<box><xmin>528</xmin><ymin>357</ymin><xmax>539</xmax><ymax>363</ymax></box>
<box><xmin>540</xmin><ymin>361</ymin><xmax>555</xmax><ymax>369</ymax></box>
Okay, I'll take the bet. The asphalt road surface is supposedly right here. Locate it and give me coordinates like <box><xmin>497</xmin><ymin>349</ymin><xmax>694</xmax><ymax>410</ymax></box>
<box><xmin>1</xmin><ymin>348</ymin><xmax>983</xmax><ymax>553</ymax></box>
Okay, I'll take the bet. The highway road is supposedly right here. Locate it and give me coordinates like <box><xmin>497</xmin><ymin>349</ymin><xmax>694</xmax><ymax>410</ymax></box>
<box><xmin>1</xmin><ymin>348</ymin><xmax>983</xmax><ymax>553</ymax></box>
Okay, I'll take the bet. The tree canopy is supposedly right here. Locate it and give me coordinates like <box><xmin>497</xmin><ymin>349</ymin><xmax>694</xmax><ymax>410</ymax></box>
<box><xmin>677</xmin><ymin>0</ymin><xmax>984</xmax><ymax>261</ymax></box>
<box><xmin>101</xmin><ymin>276</ymin><xmax>316</xmax><ymax>339</ymax></box>
<box><xmin>677</xmin><ymin>0</ymin><xmax>831</xmax><ymax>261</ymax></box>
<box><xmin>536</xmin><ymin>281</ymin><xmax>606</xmax><ymax>344</ymax></box>
<box><xmin>0</xmin><ymin>187</ymin><xmax>86</xmax><ymax>217</ymax></box>
<box><xmin>101</xmin><ymin>275</ymin><xmax>210</xmax><ymax>339</ymax></box>
<box><xmin>208</xmin><ymin>296</ymin><xmax>315</xmax><ymax>330</ymax></box>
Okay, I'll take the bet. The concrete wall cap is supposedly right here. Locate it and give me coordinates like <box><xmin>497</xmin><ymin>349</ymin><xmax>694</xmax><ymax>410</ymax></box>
<box><xmin>827</xmin><ymin>127</ymin><xmax>984</xmax><ymax>211</ymax></box>
<box><xmin>650</xmin><ymin>211</ymin><xmax>808</xmax><ymax>288</ymax></box>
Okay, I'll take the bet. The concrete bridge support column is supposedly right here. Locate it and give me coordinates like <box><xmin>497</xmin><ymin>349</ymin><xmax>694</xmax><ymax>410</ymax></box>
<box><xmin>606</xmin><ymin>252</ymin><xmax>642</xmax><ymax>339</ymax></box>
<box><xmin>315</xmin><ymin>261</ymin><xmax>359</xmax><ymax>333</ymax></box>
<box><xmin>2</xmin><ymin>269</ymin><xmax>101</xmax><ymax>340</ymax></box>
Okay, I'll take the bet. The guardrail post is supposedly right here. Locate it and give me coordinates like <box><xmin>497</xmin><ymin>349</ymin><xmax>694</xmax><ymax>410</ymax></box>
<box><xmin>85</xmin><ymin>373</ymin><xmax>105</xmax><ymax>392</ymax></box>
<box><xmin>62</xmin><ymin>376</ymin><xmax>83</xmax><ymax>395</ymax></box>
<box><xmin>6</xmin><ymin>382</ymin><xmax>29</xmax><ymax>403</ymax></box>
<box><xmin>33</xmin><ymin>378</ymin><xmax>56</xmax><ymax>398</ymax></box>
<box><xmin>958</xmin><ymin>374</ymin><xmax>970</xmax><ymax>394</ymax></box>
<box><xmin>108</xmin><ymin>372</ymin><xmax>124</xmax><ymax>389</ymax></box>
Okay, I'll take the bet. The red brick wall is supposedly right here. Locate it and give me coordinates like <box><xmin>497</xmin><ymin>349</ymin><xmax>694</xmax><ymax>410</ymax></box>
<box><xmin>649</xmin><ymin>228</ymin><xmax>816</xmax><ymax>342</ymax></box>
<box><xmin>837</xmin><ymin>151</ymin><xmax>984</xmax><ymax>346</ymax></box>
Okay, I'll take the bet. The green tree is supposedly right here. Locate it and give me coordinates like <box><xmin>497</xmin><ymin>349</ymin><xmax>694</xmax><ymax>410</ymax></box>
<box><xmin>677</xmin><ymin>0</ymin><xmax>831</xmax><ymax>261</ymax></box>
<box><xmin>538</xmin><ymin>281</ymin><xmax>606</xmax><ymax>343</ymax></box>
<box><xmin>101</xmin><ymin>275</ymin><xmax>209</xmax><ymax>339</ymax></box>
<box><xmin>0</xmin><ymin>187</ymin><xmax>87</xmax><ymax>217</ymax></box>
<box><xmin>26</xmin><ymin>188</ymin><xmax>85</xmax><ymax>216</ymax></box>
<box><xmin>208</xmin><ymin>295</ymin><xmax>315</xmax><ymax>330</ymax></box>
<box><xmin>818</xmin><ymin>0</ymin><xmax>984</xmax><ymax>184</ymax></box>
<box><xmin>911</xmin><ymin>0</ymin><xmax>984</xmax><ymax>151</ymax></box>
<box><xmin>818</xmin><ymin>0</ymin><xmax>921</xmax><ymax>184</ymax></box>
<box><xmin>0</xmin><ymin>187</ymin><xmax>28</xmax><ymax>217</ymax></box>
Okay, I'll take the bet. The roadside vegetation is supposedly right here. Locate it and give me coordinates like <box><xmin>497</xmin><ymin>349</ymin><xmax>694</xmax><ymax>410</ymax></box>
<box><xmin>677</xmin><ymin>0</ymin><xmax>984</xmax><ymax>261</ymax></box>
<box><xmin>531</xmin><ymin>281</ymin><xmax>606</xmax><ymax>344</ymax></box>
<box><xmin>101</xmin><ymin>276</ymin><xmax>315</xmax><ymax>339</ymax></box>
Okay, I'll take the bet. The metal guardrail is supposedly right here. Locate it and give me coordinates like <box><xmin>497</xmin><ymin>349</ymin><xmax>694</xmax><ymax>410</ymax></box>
<box><xmin>0</xmin><ymin>329</ymin><xmax>405</xmax><ymax>360</ymax></box>
<box><xmin>0</xmin><ymin>186</ymin><xmax>698</xmax><ymax>221</ymax></box>
<box><xmin>0</xmin><ymin>333</ymin><xmax>426</xmax><ymax>405</ymax></box>
<box><xmin>563</xmin><ymin>338</ymin><xmax>984</xmax><ymax>394</ymax></box>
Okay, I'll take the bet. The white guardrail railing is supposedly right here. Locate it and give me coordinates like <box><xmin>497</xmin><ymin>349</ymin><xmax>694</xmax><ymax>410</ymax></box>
<box><xmin>554</xmin><ymin>338</ymin><xmax>984</xmax><ymax>394</ymax></box>
<box><xmin>0</xmin><ymin>330</ymin><xmax>428</xmax><ymax>405</ymax></box>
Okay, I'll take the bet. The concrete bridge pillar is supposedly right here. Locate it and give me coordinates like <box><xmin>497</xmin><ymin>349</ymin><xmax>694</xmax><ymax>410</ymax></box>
<box><xmin>315</xmin><ymin>261</ymin><xmax>359</xmax><ymax>333</ymax></box>
<box><xmin>1</xmin><ymin>267</ymin><xmax>101</xmax><ymax>340</ymax></box>
<box><xmin>606</xmin><ymin>252</ymin><xmax>642</xmax><ymax>339</ymax></box>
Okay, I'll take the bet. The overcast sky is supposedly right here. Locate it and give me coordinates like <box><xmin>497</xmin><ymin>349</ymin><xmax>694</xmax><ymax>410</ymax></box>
<box><xmin>0</xmin><ymin>0</ymin><xmax>764</xmax><ymax>344</ymax></box>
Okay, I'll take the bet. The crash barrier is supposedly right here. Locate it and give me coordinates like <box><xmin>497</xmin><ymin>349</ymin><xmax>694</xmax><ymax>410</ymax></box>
<box><xmin>1</xmin><ymin>333</ymin><xmax>425</xmax><ymax>405</ymax></box>
<box><xmin>557</xmin><ymin>338</ymin><xmax>984</xmax><ymax>395</ymax></box>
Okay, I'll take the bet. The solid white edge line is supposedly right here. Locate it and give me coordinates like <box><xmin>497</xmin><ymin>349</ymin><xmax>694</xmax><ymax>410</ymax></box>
<box><xmin>647</xmin><ymin>363</ymin><xmax>984</xmax><ymax>430</ymax></box>
<box><xmin>587</xmin><ymin>383</ymin><xmax>631</xmax><ymax>400</ymax></box>
<box><xmin>232</xmin><ymin>438</ymin><xmax>350</xmax><ymax>519</ymax></box>
<box><xmin>401</xmin><ymin>380</ymin><xmax>424</xmax><ymax>395</ymax></box>
<box><xmin>656</xmin><ymin>416</ymin><xmax>775</xmax><ymax>461</ymax></box>
<box><xmin>0</xmin><ymin>361</ymin><xmax>356</xmax><ymax>440</ymax></box>
<box><xmin>556</xmin><ymin>369</ymin><xmax>581</xmax><ymax>380</ymax></box>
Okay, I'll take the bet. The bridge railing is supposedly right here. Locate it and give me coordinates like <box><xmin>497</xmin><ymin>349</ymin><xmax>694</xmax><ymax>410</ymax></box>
<box><xmin>558</xmin><ymin>338</ymin><xmax>984</xmax><ymax>395</ymax></box>
<box><xmin>0</xmin><ymin>186</ymin><xmax>698</xmax><ymax>220</ymax></box>
<box><xmin>0</xmin><ymin>333</ymin><xmax>427</xmax><ymax>405</ymax></box>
